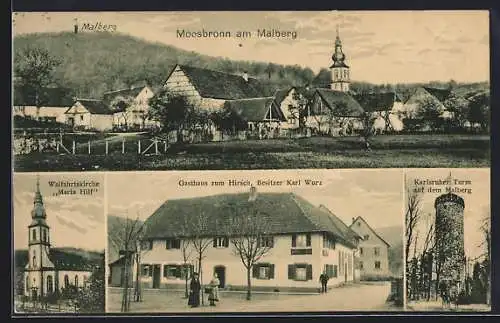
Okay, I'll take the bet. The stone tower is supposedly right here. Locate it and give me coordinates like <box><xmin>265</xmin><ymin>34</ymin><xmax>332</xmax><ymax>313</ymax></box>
<box><xmin>26</xmin><ymin>176</ymin><xmax>55</xmax><ymax>298</ymax></box>
<box><xmin>434</xmin><ymin>191</ymin><xmax>465</xmax><ymax>289</ymax></box>
<box><xmin>330</xmin><ymin>26</ymin><xmax>350</xmax><ymax>92</ymax></box>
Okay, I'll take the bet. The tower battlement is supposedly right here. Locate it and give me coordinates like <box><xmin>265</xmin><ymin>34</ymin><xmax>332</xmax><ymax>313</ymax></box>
<box><xmin>434</xmin><ymin>192</ymin><xmax>465</xmax><ymax>209</ymax></box>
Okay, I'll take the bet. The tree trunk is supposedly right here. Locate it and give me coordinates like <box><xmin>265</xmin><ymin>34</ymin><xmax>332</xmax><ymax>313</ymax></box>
<box><xmin>246</xmin><ymin>267</ymin><xmax>252</xmax><ymax>301</ymax></box>
<box><xmin>134</xmin><ymin>253</ymin><xmax>142</xmax><ymax>302</ymax></box>
<box><xmin>198</xmin><ymin>256</ymin><xmax>204</xmax><ymax>305</ymax></box>
<box><xmin>121</xmin><ymin>257</ymin><xmax>130</xmax><ymax>312</ymax></box>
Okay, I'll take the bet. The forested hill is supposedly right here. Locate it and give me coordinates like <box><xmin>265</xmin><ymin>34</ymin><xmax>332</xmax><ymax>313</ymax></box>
<box><xmin>13</xmin><ymin>32</ymin><xmax>316</xmax><ymax>98</ymax></box>
<box><xmin>14</xmin><ymin>32</ymin><xmax>489</xmax><ymax>100</ymax></box>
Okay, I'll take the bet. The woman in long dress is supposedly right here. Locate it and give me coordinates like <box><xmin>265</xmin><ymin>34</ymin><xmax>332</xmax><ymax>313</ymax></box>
<box><xmin>188</xmin><ymin>273</ymin><xmax>201</xmax><ymax>308</ymax></box>
<box><xmin>208</xmin><ymin>273</ymin><xmax>220</xmax><ymax>306</ymax></box>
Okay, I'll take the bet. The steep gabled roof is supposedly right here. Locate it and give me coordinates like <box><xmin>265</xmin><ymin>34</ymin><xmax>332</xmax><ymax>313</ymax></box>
<box><xmin>315</xmin><ymin>89</ymin><xmax>364</xmax><ymax>117</ymax></box>
<box><xmin>102</xmin><ymin>86</ymin><xmax>147</xmax><ymax>104</ymax></box>
<box><xmin>273</xmin><ymin>88</ymin><xmax>293</xmax><ymax>106</ymax></box>
<box><xmin>224</xmin><ymin>97</ymin><xmax>286</xmax><ymax>122</ymax></box>
<box><xmin>177</xmin><ymin>65</ymin><xmax>267</xmax><ymax>100</ymax></box>
<box><xmin>423</xmin><ymin>87</ymin><xmax>452</xmax><ymax>103</ymax></box>
<box><xmin>74</xmin><ymin>99</ymin><xmax>113</xmax><ymax>115</ymax></box>
<box><xmin>142</xmin><ymin>192</ymin><xmax>357</xmax><ymax>249</ymax></box>
<box><xmin>353</xmin><ymin>92</ymin><xmax>395</xmax><ymax>112</ymax></box>
<box><xmin>14</xmin><ymin>248</ymin><xmax>103</xmax><ymax>271</ymax></box>
<box><xmin>349</xmin><ymin>216</ymin><xmax>390</xmax><ymax>247</ymax></box>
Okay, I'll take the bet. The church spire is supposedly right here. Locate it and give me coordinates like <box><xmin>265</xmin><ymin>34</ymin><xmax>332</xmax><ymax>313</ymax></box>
<box><xmin>330</xmin><ymin>25</ymin><xmax>350</xmax><ymax>92</ymax></box>
<box><xmin>32</xmin><ymin>175</ymin><xmax>46</xmax><ymax>219</ymax></box>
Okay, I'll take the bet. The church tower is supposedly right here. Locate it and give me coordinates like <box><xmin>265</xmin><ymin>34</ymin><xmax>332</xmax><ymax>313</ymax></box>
<box><xmin>26</xmin><ymin>176</ymin><xmax>55</xmax><ymax>298</ymax></box>
<box><xmin>330</xmin><ymin>26</ymin><xmax>350</xmax><ymax>92</ymax></box>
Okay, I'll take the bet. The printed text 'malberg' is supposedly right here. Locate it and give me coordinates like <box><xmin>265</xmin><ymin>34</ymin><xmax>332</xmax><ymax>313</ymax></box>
<box><xmin>177</xmin><ymin>29</ymin><xmax>298</xmax><ymax>39</ymax></box>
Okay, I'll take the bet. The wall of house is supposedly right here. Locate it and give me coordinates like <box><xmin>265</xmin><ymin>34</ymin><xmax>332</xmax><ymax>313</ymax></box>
<box><xmin>89</xmin><ymin>114</ymin><xmax>114</xmax><ymax>131</ymax></box>
<box><xmin>65</xmin><ymin>104</ymin><xmax>92</xmax><ymax>128</ymax></box>
<box><xmin>109</xmin><ymin>263</ymin><xmax>134</xmax><ymax>287</ymax></box>
<box><xmin>134</xmin><ymin>233</ymin><xmax>356</xmax><ymax>291</ymax></box>
<box><xmin>13</xmin><ymin>106</ymin><xmax>69</xmax><ymax>123</ymax></box>
<box><xmin>279</xmin><ymin>89</ymin><xmax>301</xmax><ymax>130</ymax></box>
<box><xmin>319</xmin><ymin>239</ymin><xmax>356</xmax><ymax>287</ymax></box>
<box><xmin>164</xmin><ymin>66</ymin><xmax>226</xmax><ymax>112</ymax></box>
<box><xmin>350</xmin><ymin>220</ymin><xmax>390</xmax><ymax>279</ymax></box>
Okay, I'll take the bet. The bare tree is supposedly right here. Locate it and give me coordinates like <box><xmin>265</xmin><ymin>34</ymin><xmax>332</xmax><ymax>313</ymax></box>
<box><xmin>405</xmin><ymin>183</ymin><xmax>423</xmax><ymax>268</ymax></box>
<box><xmin>224</xmin><ymin>198</ymin><xmax>273</xmax><ymax>300</ymax></box>
<box><xmin>177</xmin><ymin>216</ymin><xmax>194</xmax><ymax>299</ymax></box>
<box><xmin>108</xmin><ymin>215</ymin><xmax>146</xmax><ymax>312</ymax></box>
<box><xmin>479</xmin><ymin>211</ymin><xmax>491</xmax><ymax>305</ymax></box>
<box><xmin>183</xmin><ymin>211</ymin><xmax>212</xmax><ymax>306</ymax></box>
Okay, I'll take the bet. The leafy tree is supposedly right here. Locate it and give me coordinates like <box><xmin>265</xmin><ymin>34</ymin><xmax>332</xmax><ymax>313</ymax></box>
<box><xmin>14</xmin><ymin>46</ymin><xmax>61</xmax><ymax>119</ymax></box>
<box><xmin>110</xmin><ymin>95</ymin><xmax>136</xmax><ymax>130</ymax></box>
<box><xmin>212</xmin><ymin>104</ymin><xmax>247</xmax><ymax>136</ymax></box>
<box><xmin>78</xmin><ymin>255</ymin><xmax>106</xmax><ymax>313</ymax></box>
<box><xmin>416</xmin><ymin>98</ymin><xmax>444</xmax><ymax>131</ymax></box>
<box><xmin>467</xmin><ymin>93</ymin><xmax>490</xmax><ymax>132</ymax></box>
<box><xmin>443</xmin><ymin>93</ymin><xmax>470</xmax><ymax>131</ymax></box>
<box><xmin>148</xmin><ymin>90</ymin><xmax>199</xmax><ymax>142</ymax></box>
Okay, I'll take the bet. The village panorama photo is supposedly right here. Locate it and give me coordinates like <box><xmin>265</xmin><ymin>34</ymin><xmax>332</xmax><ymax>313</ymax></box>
<box><xmin>106</xmin><ymin>169</ymin><xmax>404</xmax><ymax>313</ymax></box>
<box><xmin>12</xmin><ymin>173</ymin><xmax>106</xmax><ymax>314</ymax></box>
<box><xmin>12</xmin><ymin>11</ymin><xmax>490</xmax><ymax>171</ymax></box>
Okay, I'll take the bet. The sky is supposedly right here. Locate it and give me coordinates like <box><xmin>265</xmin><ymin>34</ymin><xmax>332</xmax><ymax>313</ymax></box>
<box><xmin>12</xmin><ymin>11</ymin><xmax>489</xmax><ymax>84</ymax></box>
<box><xmin>13</xmin><ymin>173</ymin><xmax>105</xmax><ymax>252</ymax></box>
<box><xmin>405</xmin><ymin>168</ymin><xmax>490</xmax><ymax>262</ymax></box>
<box><xmin>107</xmin><ymin>169</ymin><xmax>404</xmax><ymax>231</ymax></box>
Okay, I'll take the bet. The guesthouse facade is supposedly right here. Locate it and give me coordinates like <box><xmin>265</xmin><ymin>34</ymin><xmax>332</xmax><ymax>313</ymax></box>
<box><xmin>109</xmin><ymin>188</ymin><xmax>361</xmax><ymax>292</ymax></box>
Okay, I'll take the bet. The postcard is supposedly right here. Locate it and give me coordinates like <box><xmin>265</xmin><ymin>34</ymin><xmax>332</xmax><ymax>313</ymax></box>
<box><xmin>11</xmin><ymin>11</ymin><xmax>490</xmax><ymax>171</ymax></box>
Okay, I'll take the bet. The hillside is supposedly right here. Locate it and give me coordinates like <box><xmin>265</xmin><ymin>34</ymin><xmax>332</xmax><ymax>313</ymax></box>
<box><xmin>376</xmin><ymin>225</ymin><xmax>404</xmax><ymax>277</ymax></box>
<box><xmin>13</xmin><ymin>32</ymin><xmax>315</xmax><ymax>98</ymax></box>
<box><xmin>107</xmin><ymin>214</ymin><xmax>144</xmax><ymax>264</ymax></box>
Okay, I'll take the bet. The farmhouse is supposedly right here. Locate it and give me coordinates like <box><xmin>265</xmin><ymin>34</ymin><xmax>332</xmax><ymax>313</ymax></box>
<box><xmin>223</xmin><ymin>97</ymin><xmax>286</xmax><ymax>139</ymax></box>
<box><xmin>13</xmin><ymin>86</ymin><xmax>74</xmax><ymax>124</ymax></box>
<box><xmin>20</xmin><ymin>178</ymin><xmax>100</xmax><ymax>299</ymax></box>
<box><xmin>349</xmin><ymin>216</ymin><xmax>391</xmax><ymax>280</ymax></box>
<box><xmin>353</xmin><ymin>92</ymin><xmax>404</xmax><ymax>133</ymax></box>
<box><xmin>163</xmin><ymin>64</ymin><xmax>267</xmax><ymax>111</ymax></box>
<box><xmin>306</xmin><ymin>89</ymin><xmax>364</xmax><ymax>136</ymax></box>
<box><xmin>109</xmin><ymin>188</ymin><xmax>363</xmax><ymax>292</ymax></box>
<box><xmin>103</xmin><ymin>85</ymin><xmax>159</xmax><ymax>130</ymax></box>
<box><xmin>64</xmin><ymin>99</ymin><xmax>114</xmax><ymax>131</ymax></box>
<box><xmin>402</xmin><ymin>86</ymin><xmax>454</xmax><ymax>119</ymax></box>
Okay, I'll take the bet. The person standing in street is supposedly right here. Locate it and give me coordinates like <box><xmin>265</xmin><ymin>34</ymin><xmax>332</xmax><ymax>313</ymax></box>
<box><xmin>319</xmin><ymin>271</ymin><xmax>330</xmax><ymax>293</ymax></box>
<box><xmin>188</xmin><ymin>273</ymin><xmax>201</xmax><ymax>308</ymax></box>
<box><xmin>208</xmin><ymin>273</ymin><xmax>220</xmax><ymax>306</ymax></box>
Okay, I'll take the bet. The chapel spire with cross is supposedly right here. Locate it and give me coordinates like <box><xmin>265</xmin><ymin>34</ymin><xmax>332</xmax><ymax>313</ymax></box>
<box><xmin>330</xmin><ymin>24</ymin><xmax>350</xmax><ymax>92</ymax></box>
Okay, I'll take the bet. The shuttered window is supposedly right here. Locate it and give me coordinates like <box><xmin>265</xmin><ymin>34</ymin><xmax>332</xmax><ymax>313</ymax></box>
<box><xmin>287</xmin><ymin>264</ymin><xmax>313</xmax><ymax>281</ymax></box>
<box><xmin>252</xmin><ymin>263</ymin><xmax>275</xmax><ymax>280</ymax></box>
<box><xmin>292</xmin><ymin>234</ymin><xmax>311</xmax><ymax>248</ymax></box>
<box><xmin>166</xmin><ymin>239</ymin><xmax>181</xmax><ymax>249</ymax></box>
<box><xmin>163</xmin><ymin>264</ymin><xmax>181</xmax><ymax>278</ymax></box>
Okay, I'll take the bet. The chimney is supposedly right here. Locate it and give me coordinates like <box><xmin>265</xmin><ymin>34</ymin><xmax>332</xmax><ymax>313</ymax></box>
<box><xmin>242</xmin><ymin>71</ymin><xmax>249</xmax><ymax>82</ymax></box>
<box><xmin>248</xmin><ymin>186</ymin><xmax>257</xmax><ymax>202</ymax></box>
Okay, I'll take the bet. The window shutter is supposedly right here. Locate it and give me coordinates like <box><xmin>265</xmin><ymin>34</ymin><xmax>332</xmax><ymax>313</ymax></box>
<box><xmin>288</xmin><ymin>264</ymin><xmax>295</xmax><ymax>280</ymax></box>
<box><xmin>213</xmin><ymin>238</ymin><xmax>217</xmax><ymax>247</ymax></box>
<box><xmin>292</xmin><ymin>234</ymin><xmax>297</xmax><ymax>247</ymax></box>
<box><xmin>306</xmin><ymin>264</ymin><xmax>313</xmax><ymax>280</ymax></box>
<box><xmin>149</xmin><ymin>266</ymin><xmax>153</xmax><ymax>277</ymax></box>
<box><xmin>252</xmin><ymin>265</ymin><xmax>259</xmax><ymax>278</ymax></box>
<box><xmin>333</xmin><ymin>265</ymin><xmax>338</xmax><ymax>278</ymax></box>
<box><xmin>306</xmin><ymin>234</ymin><xmax>311</xmax><ymax>247</ymax></box>
<box><xmin>269</xmin><ymin>264</ymin><xmax>275</xmax><ymax>279</ymax></box>
<box><xmin>175</xmin><ymin>266</ymin><xmax>182</xmax><ymax>278</ymax></box>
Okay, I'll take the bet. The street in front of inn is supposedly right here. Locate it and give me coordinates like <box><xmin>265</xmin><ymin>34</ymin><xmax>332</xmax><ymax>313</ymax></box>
<box><xmin>107</xmin><ymin>281</ymin><xmax>398</xmax><ymax>313</ymax></box>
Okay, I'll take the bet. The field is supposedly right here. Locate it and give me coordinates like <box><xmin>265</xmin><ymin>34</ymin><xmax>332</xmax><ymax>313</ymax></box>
<box><xmin>13</xmin><ymin>134</ymin><xmax>490</xmax><ymax>172</ymax></box>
